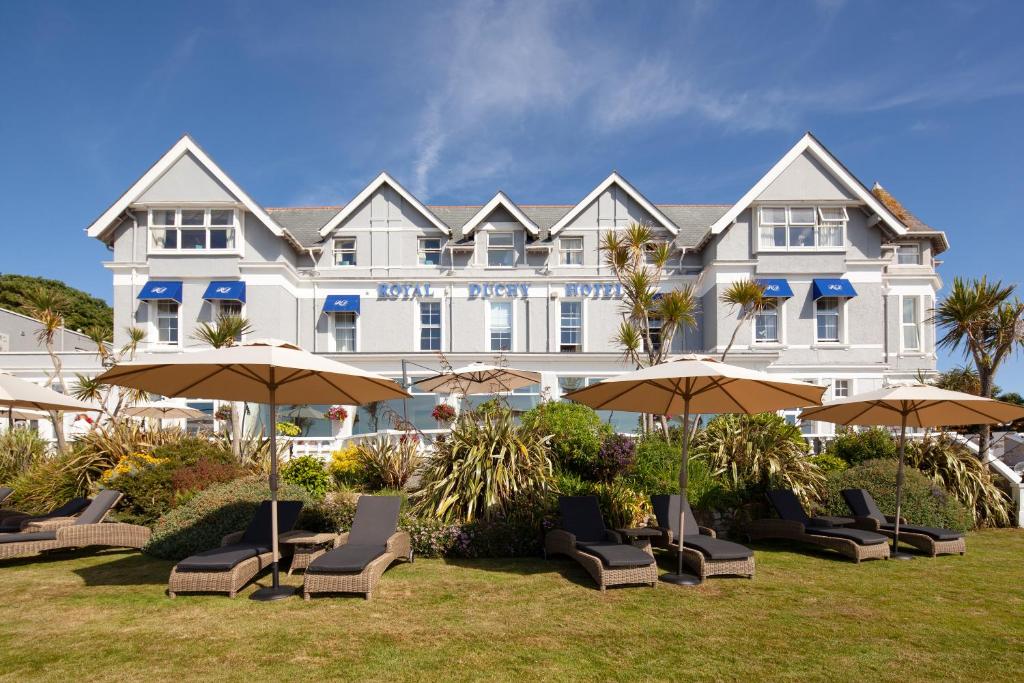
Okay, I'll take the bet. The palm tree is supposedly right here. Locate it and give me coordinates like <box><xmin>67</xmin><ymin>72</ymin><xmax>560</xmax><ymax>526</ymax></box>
<box><xmin>719</xmin><ymin>279</ymin><xmax>766</xmax><ymax>361</ymax></box>
<box><xmin>932</xmin><ymin>276</ymin><xmax>1024</xmax><ymax>459</ymax></box>
<box><xmin>20</xmin><ymin>286</ymin><xmax>70</xmax><ymax>450</ymax></box>
<box><xmin>192</xmin><ymin>315</ymin><xmax>254</xmax><ymax>459</ymax></box>
<box><xmin>601</xmin><ymin>223</ymin><xmax>699</xmax><ymax>433</ymax></box>
<box><xmin>932</xmin><ymin>365</ymin><xmax>982</xmax><ymax>395</ymax></box>
<box><xmin>72</xmin><ymin>325</ymin><xmax>147</xmax><ymax>425</ymax></box>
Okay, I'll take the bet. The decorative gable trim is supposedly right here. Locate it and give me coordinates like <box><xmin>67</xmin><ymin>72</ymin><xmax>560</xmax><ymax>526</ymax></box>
<box><xmin>318</xmin><ymin>172</ymin><xmax>450</xmax><ymax>237</ymax></box>
<box><xmin>85</xmin><ymin>135</ymin><xmax>295</xmax><ymax>246</ymax></box>
<box><xmin>709</xmin><ymin>132</ymin><xmax>908</xmax><ymax>237</ymax></box>
<box><xmin>461</xmin><ymin>192</ymin><xmax>539</xmax><ymax>236</ymax></box>
<box><xmin>549</xmin><ymin>171</ymin><xmax>679</xmax><ymax>236</ymax></box>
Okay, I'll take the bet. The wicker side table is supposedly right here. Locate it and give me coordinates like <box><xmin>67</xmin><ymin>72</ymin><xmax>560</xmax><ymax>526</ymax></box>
<box><xmin>280</xmin><ymin>531</ymin><xmax>339</xmax><ymax>575</ymax></box>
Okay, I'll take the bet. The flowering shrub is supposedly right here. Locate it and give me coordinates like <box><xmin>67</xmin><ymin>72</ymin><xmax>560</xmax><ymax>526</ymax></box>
<box><xmin>592</xmin><ymin>434</ymin><xmax>636</xmax><ymax>482</ymax></box>
<box><xmin>281</xmin><ymin>454</ymin><xmax>332</xmax><ymax>498</ymax></box>
<box><xmin>329</xmin><ymin>444</ymin><xmax>364</xmax><ymax>486</ymax></box>
<box><xmin>325</xmin><ymin>405</ymin><xmax>349</xmax><ymax>422</ymax></box>
<box><xmin>169</xmin><ymin>459</ymin><xmax>241</xmax><ymax>500</ymax></box>
<box><xmin>401</xmin><ymin>515</ymin><xmax>461</xmax><ymax>557</ymax></box>
<box><xmin>100</xmin><ymin>452</ymin><xmax>167</xmax><ymax>484</ymax></box>
<box><xmin>276</xmin><ymin>421</ymin><xmax>301</xmax><ymax>437</ymax></box>
<box><xmin>431</xmin><ymin>403</ymin><xmax>456</xmax><ymax>424</ymax></box>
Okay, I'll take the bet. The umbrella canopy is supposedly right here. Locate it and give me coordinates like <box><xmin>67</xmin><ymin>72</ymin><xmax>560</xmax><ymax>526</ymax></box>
<box><xmin>413</xmin><ymin>362</ymin><xmax>541</xmax><ymax>395</ymax></box>
<box><xmin>124</xmin><ymin>401</ymin><xmax>207</xmax><ymax>420</ymax></box>
<box><xmin>799</xmin><ymin>383</ymin><xmax>1024</xmax><ymax>559</ymax></box>
<box><xmin>278</xmin><ymin>405</ymin><xmax>326</xmax><ymax>420</ymax></box>
<box><xmin>96</xmin><ymin>339</ymin><xmax>409</xmax><ymax>601</ymax></box>
<box><xmin>566</xmin><ymin>355</ymin><xmax>825</xmax><ymax>585</ymax></box>
<box><xmin>0</xmin><ymin>373</ymin><xmax>98</xmax><ymax>412</ymax></box>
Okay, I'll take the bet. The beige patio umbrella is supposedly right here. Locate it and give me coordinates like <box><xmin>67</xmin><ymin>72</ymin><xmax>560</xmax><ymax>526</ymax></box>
<box><xmin>0</xmin><ymin>372</ymin><xmax>98</xmax><ymax>426</ymax></box>
<box><xmin>96</xmin><ymin>339</ymin><xmax>409</xmax><ymax>601</ymax></box>
<box><xmin>564</xmin><ymin>355</ymin><xmax>825</xmax><ymax>585</ymax></box>
<box><xmin>413</xmin><ymin>362</ymin><xmax>541</xmax><ymax>395</ymax></box>
<box><xmin>799</xmin><ymin>383</ymin><xmax>1024</xmax><ymax>559</ymax></box>
<box><xmin>124</xmin><ymin>400</ymin><xmax>207</xmax><ymax>420</ymax></box>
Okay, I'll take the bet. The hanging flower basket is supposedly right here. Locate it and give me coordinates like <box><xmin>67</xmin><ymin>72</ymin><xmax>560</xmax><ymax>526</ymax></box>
<box><xmin>431</xmin><ymin>404</ymin><xmax>456</xmax><ymax>424</ymax></box>
<box><xmin>326</xmin><ymin>405</ymin><xmax>349</xmax><ymax>422</ymax></box>
<box><xmin>214</xmin><ymin>405</ymin><xmax>232</xmax><ymax>422</ymax></box>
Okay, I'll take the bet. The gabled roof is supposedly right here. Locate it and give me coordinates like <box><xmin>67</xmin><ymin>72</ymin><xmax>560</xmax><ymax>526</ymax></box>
<box><xmin>708</xmin><ymin>132</ymin><xmax>909</xmax><ymax>237</ymax></box>
<box><xmin>85</xmin><ymin>134</ymin><xmax>297</xmax><ymax>247</ymax></box>
<box><xmin>871</xmin><ymin>183</ymin><xmax>949</xmax><ymax>254</ymax></box>
<box><xmin>317</xmin><ymin>172</ymin><xmax>450</xmax><ymax>237</ymax></box>
<box><xmin>548</xmin><ymin>171</ymin><xmax>680</xmax><ymax>236</ymax></box>
<box><xmin>460</xmin><ymin>192</ymin><xmax>539</xmax><ymax>236</ymax></box>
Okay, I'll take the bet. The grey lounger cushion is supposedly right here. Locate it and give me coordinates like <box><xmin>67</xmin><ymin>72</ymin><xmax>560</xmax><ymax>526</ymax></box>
<box><xmin>74</xmin><ymin>489</ymin><xmax>123</xmax><ymax>525</ymax></box>
<box><xmin>307</xmin><ymin>544</ymin><xmax>387</xmax><ymax>573</ymax></box>
<box><xmin>0</xmin><ymin>531</ymin><xmax>58</xmax><ymax>543</ymax></box>
<box><xmin>651</xmin><ymin>494</ymin><xmax>701</xmax><ymax>536</ymax></box>
<box><xmin>682</xmin><ymin>535</ymin><xmax>753</xmax><ymax>561</ymax></box>
<box><xmin>841</xmin><ymin>488</ymin><xmax>962</xmax><ymax>541</ymax></box>
<box><xmin>766</xmin><ymin>490</ymin><xmax>813</xmax><ymax>525</ymax></box>
<box><xmin>558</xmin><ymin>496</ymin><xmax>609</xmax><ymax>543</ymax></box>
<box><xmin>0</xmin><ymin>497</ymin><xmax>91</xmax><ymax>532</ymax></box>
<box><xmin>805</xmin><ymin>526</ymin><xmax>887</xmax><ymax>546</ymax></box>
<box><xmin>347</xmin><ymin>496</ymin><xmax>401</xmax><ymax>545</ymax></box>
<box><xmin>240</xmin><ymin>500</ymin><xmax>304</xmax><ymax>546</ymax></box>
<box><xmin>176</xmin><ymin>544</ymin><xmax>271</xmax><ymax>571</ymax></box>
<box><xmin>576</xmin><ymin>541</ymin><xmax>655</xmax><ymax>568</ymax></box>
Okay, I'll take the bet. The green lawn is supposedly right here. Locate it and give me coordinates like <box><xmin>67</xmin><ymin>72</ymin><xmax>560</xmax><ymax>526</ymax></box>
<box><xmin>1</xmin><ymin>531</ymin><xmax>1021</xmax><ymax>682</ymax></box>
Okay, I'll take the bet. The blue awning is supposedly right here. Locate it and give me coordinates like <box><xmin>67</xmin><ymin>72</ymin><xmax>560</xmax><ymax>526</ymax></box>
<box><xmin>756</xmin><ymin>279</ymin><xmax>794</xmax><ymax>298</ymax></box>
<box><xmin>812</xmin><ymin>278</ymin><xmax>857</xmax><ymax>300</ymax></box>
<box><xmin>203</xmin><ymin>280</ymin><xmax>246</xmax><ymax>303</ymax></box>
<box><xmin>323</xmin><ymin>295</ymin><xmax>361</xmax><ymax>314</ymax></box>
<box><xmin>137</xmin><ymin>281</ymin><xmax>182</xmax><ymax>303</ymax></box>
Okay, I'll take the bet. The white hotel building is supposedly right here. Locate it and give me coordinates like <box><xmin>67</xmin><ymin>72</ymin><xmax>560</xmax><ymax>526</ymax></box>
<box><xmin>73</xmin><ymin>132</ymin><xmax>947</xmax><ymax>442</ymax></box>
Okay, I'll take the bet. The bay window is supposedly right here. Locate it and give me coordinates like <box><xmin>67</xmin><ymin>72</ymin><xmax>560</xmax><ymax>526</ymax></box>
<box><xmin>489</xmin><ymin>301</ymin><xmax>512</xmax><ymax>351</ymax></box>
<box><xmin>754</xmin><ymin>299</ymin><xmax>779</xmax><ymax>343</ymax></box>
<box><xmin>758</xmin><ymin>206</ymin><xmax>848</xmax><ymax>251</ymax></box>
<box><xmin>487</xmin><ymin>233</ymin><xmax>516</xmax><ymax>267</ymax></box>
<box><xmin>333</xmin><ymin>312</ymin><xmax>357</xmax><ymax>352</ymax></box>
<box><xmin>897</xmin><ymin>244</ymin><xmax>922</xmax><ymax>265</ymax></box>
<box><xmin>560</xmin><ymin>301</ymin><xmax>582</xmax><ymax>352</ymax></box>
<box><xmin>150</xmin><ymin>208</ymin><xmax>237</xmax><ymax>251</ymax></box>
<box><xmin>815</xmin><ymin>298</ymin><xmax>840</xmax><ymax>342</ymax></box>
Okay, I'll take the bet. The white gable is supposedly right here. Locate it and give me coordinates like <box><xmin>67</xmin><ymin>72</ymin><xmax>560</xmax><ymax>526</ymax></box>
<box><xmin>756</xmin><ymin>151</ymin><xmax>856</xmax><ymax>202</ymax></box>
<box><xmin>550</xmin><ymin>172</ymin><xmax>678</xmax><ymax>235</ymax></box>
<box><xmin>462</xmin><ymin>192</ymin><xmax>539</xmax><ymax>236</ymax></box>
<box><xmin>137</xmin><ymin>151</ymin><xmax>237</xmax><ymax>204</ymax></box>
<box><xmin>319</xmin><ymin>172</ymin><xmax>450</xmax><ymax>236</ymax></box>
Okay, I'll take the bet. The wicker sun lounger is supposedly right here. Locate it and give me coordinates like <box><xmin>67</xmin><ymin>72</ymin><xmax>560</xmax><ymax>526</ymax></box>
<box><xmin>651</xmin><ymin>494</ymin><xmax>755</xmax><ymax>580</ymax></box>
<box><xmin>0</xmin><ymin>490</ymin><xmax>150</xmax><ymax>561</ymax></box>
<box><xmin>0</xmin><ymin>487</ymin><xmax>11</xmax><ymax>507</ymax></box>
<box><xmin>303</xmin><ymin>495</ymin><xmax>411</xmax><ymax>600</ymax></box>
<box><xmin>545</xmin><ymin>496</ymin><xmax>657</xmax><ymax>591</ymax></box>
<box><xmin>747</xmin><ymin>490</ymin><xmax>890</xmax><ymax>563</ymax></box>
<box><xmin>841</xmin><ymin>488</ymin><xmax>966</xmax><ymax>557</ymax></box>
<box><xmin>168</xmin><ymin>500</ymin><xmax>304</xmax><ymax>598</ymax></box>
<box><xmin>0</xmin><ymin>497</ymin><xmax>91</xmax><ymax>532</ymax></box>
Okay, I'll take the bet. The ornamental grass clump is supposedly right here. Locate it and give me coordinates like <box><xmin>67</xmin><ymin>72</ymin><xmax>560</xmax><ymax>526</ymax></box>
<box><xmin>356</xmin><ymin>435</ymin><xmax>421</xmax><ymax>490</ymax></box>
<box><xmin>414</xmin><ymin>407</ymin><xmax>553</xmax><ymax>523</ymax></box>
<box><xmin>0</xmin><ymin>427</ymin><xmax>48</xmax><ymax>483</ymax></box>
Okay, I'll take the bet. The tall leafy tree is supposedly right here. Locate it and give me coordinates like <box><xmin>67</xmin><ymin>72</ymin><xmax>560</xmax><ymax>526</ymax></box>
<box><xmin>719</xmin><ymin>279</ymin><xmax>767</xmax><ymax>361</ymax></box>
<box><xmin>192</xmin><ymin>315</ymin><xmax>254</xmax><ymax>460</ymax></box>
<box><xmin>932</xmin><ymin>276</ymin><xmax>1024</xmax><ymax>458</ymax></box>
<box><xmin>600</xmin><ymin>223</ymin><xmax>699</xmax><ymax>432</ymax></box>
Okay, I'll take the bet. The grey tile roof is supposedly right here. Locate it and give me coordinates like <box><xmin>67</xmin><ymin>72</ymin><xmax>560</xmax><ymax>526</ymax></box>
<box><xmin>268</xmin><ymin>202</ymin><xmax>732</xmax><ymax>249</ymax></box>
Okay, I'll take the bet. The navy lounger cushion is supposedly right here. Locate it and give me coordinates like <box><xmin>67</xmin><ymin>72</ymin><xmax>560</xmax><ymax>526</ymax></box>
<box><xmin>766</xmin><ymin>490</ymin><xmax>813</xmax><ymax>525</ymax></box>
<box><xmin>307</xmin><ymin>545</ymin><xmax>387</xmax><ymax>573</ymax></box>
<box><xmin>347</xmin><ymin>496</ymin><xmax>401</xmax><ymax>545</ymax></box>
<box><xmin>682</xmin><ymin>535</ymin><xmax>753</xmax><ymax>561</ymax></box>
<box><xmin>805</xmin><ymin>526</ymin><xmax>887</xmax><ymax>546</ymax></box>
<box><xmin>651</xmin><ymin>494</ymin><xmax>701</xmax><ymax>537</ymax></box>
<box><xmin>240</xmin><ymin>500</ymin><xmax>304</xmax><ymax>546</ymax></box>
<box><xmin>558</xmin><ymin>496</ymin><xmax>608</xmax><ymax>543</ymax></box>
<box><xmin>176</xmin><ymin>544</ymin><xmax>271</xmax><ymax>572</ymax></box>
<box><xmin>576</xmin><ymin>541</ymin><xmax>655</xmax><ymax>568</ymax></box>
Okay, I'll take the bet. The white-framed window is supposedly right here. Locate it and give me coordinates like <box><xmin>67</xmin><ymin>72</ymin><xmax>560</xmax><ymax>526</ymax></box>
<box><xmin>333</xmin><ymin>237</ymin><xmax>357</xmax><ymax>266</ymax></box>
<box><xmin>419</xmin><ymin>301</ymin><xmax>442</xmax><ymax>351</ymax></box>
<box><xmin>559</xmin><ymin>237</ymin><xmax>583</xmax><ymax>265</ymax></box>
<box><xmin>560</xmin><ymin>301</ymin><xmax>583</xmax><ymax>352</ymax></box>
<box><xmin>489</xmin><ymin>301</ymin><xmax>513</xmax><ymax>351</ymax></box>
<box><xmin>418</xmin><ymin>237</ymin><xmax>443</xmax><ymax>266</ymax></box>
<box><xmin>758</xmin><ymin>206</ymin><xmax>848</xmax><ymax>251</ymax></box>
<box><xmin>333</xmin><ymin>312</ymin><xmax>357</xmax><ymax>352</ymax></box>
<box><xmin>833</xmin><ymin>379</ymin><xmax>851</xmax><ymax>398</ymax></box>
<box><xmin>754</xmin><ymin>298</ymin><xmax>779</xmax><ymax>343</ymax></box>
<box><xmin>815</xmin><ymin>298</ymin><xmax>841</xmax><ymax>343</ymax></box>
<box><xmin>487</xmin><ymin>232</ymin><xmax>516</xmax><ymax>267</ymax></box>
<box><xmin>149</xmin><ymin>208</ymin><xmax>238</xmax><ymax>251</ymax></box>
<box><xmin>154</xmin><ymin>302</ymin><xmax>179</xmax><ymax>345</ymax></box>
<box><xmin>901</xmin><ymin>296</ymin><xmax>922</xmax><ymax>351</ymax></box>
<box><xmin>217</xmin><ymin>301</ymin><xmax>244</xmax><ymax>341</ymax></box>
<box><xmin>896</xmin><ymin>243</ymin><xmax>922</xmax><ymax>265</ymax></box>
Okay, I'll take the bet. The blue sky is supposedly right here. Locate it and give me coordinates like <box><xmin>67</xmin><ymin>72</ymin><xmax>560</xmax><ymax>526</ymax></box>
<box><xmin>1</xmin><ymin>0</ymin><xmax>1022</xmax><ymax>389</ymax></box>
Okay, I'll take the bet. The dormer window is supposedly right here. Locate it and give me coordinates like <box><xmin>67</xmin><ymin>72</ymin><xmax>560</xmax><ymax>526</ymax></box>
<box><xmin>487</xmin><ymin>232</ymin><xmax>516</xmax><ymax>267</ymax></box>
<box><xmin>149</xmin><ymin>208</ymin><xmax>238</xmax><ymax>251</ymax></box>
<box><xmin>758</xmin><ymin>206</ymin><xmax>847</xmax><ymax>251</ymax></box>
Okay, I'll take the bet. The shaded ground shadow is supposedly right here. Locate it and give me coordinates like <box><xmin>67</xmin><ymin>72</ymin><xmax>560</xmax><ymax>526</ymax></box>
<box><xmin>73</xmin><ymin>552</ymin><xmax>171</xmax><ymax>586</ymax></box>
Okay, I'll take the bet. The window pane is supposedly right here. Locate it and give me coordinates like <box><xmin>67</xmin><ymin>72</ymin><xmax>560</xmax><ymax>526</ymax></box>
<box><xmin>560</xmin><ymin>301</ymin><xmax>582</xmax><ymax>352</ymax></box>
<box><xmin>760</xmin><ymin>207</ymin><xmax>787</xmax><ymax>224</ymax></box>
<box><xmin>755</xmin><ymin>300</ymin><xmax>778</xmax><ymax>342</ymax></box>
<box><xmin>897</xmin><ymin>244</ymin><xmax>921</xmax><ymax>264</ymax></box>
<box><xmin>903</xmin><ymin>325</ymin><xmax>920</xmax><ymax>349</ymax></box>
<box><xmin>817</xmin><ymin>223</ymin><xmax>843</xmax><ymax>247</ymax></box>
<box><xmin>489</xmin><ymin>302</ymin><xmax>512</xmax><ymax>351</ymax></box>
<box><xmin>789</xmin><ymin>225</ymin><xmax>815</xmax><ymax>247</ymax></box>
<box><xmin>210</xmin><ymin>228</ymin><xmax>234</xmax><ymax>249</ymax></box>
<box><xmin>181</xmin><ymin>229</ymin><xmax>206</xmax><ymax>249</ymax></box>
<box><xmin>181</xmin><ymin>209</ymin><xmax>204</xmax><ymax>226</ymax></box>
<box><xmin>490</xmin><ymin>233</ymin><xmax>514</xmax><ymax>246</ymax></box>
<box><xmin>788</xmin><ymin>207</ymin><xmax>815</xmax><ymax>224</ymax></box>
<box><xmin>902</xmin><ymin>297</ymin><xmax>918</xmax><ymax>324</ymax></box>
<box><xmin>152</xmin><ymin>209</ymin><xmax>176</xmax><ymax>226</ymax></box>
<box><xmin>210</xmin><ymin>210</ymin><xmax>233</xmax><ymax>226</ymax></box>
<box><xmin>156</xmin><ymin>302</ymin><xmax>179</xmax><ymax>344</ymax></box>
<box><xmin>833</xmin><ymin>380</ymin><xmax>850</xmax><ymax>398</ymax></box>
<box><xmin>151</xmin><ymin>228</ymin><xmax>177</xmax><ymax>249</ymax></box>
<box><xmin>334</xmin><ymin>312</ymin><xmax>356</xmax><ymax>352</ymax></box>
<box><xmin>488</xmin><ymin>248</ymin><xmax>515</xmax><ymax>267</ymax></box>
<box><xmin>818</xmin><ymin>207</ymin><xmax>848</xmax><ymax>222</ymax></box>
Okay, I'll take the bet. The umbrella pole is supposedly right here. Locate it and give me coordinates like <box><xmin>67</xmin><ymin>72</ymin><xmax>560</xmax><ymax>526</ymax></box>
<box><xmin>252</xmin><ymin>374</ymin><xmax>295</xmax><ymax>600</ymax></box>
<box><xmin>891</xmin><ymin>411</ymin><xmax>914</xmax><ymax>560</ymax></box>
<box><xmin>661</xmin><ymin>397</ymin><xmax>700</xmax><ymax>586</ymax></box>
